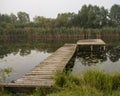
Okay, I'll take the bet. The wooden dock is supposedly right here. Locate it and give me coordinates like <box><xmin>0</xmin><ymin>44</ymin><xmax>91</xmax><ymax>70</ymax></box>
<box><xmin>0</xmin><ymin>39</ymin><xmax>106</xmax><ymax>88</ymax></box>
<box><xmin>77</xmin><ymin>39</ymin><xmax>106</xmax><ymax>51</ymax></box>
<box><xmin>0</xmin><ymin>44</ymin><xmax>76</xmax><ymax>87</ymax></box>
<box><xmin>77</xmin><ymin>39</ymin><xmax>106</xmax><ymax>45</ymax></box>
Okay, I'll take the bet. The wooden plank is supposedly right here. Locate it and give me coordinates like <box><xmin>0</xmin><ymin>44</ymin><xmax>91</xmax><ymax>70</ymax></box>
<box><xmin>0</xmin><ymin>44</ymin><xmax>76</xmax><ymax>87</ymax></box>
<box><xmin>77</xmin><ymin>39</ymin><xmax>106</xmax><ymax>45</ymax></box>
<box><xmin>0</xmin><ymin>40</ymin><xmax>106</xmax><ymax>88</ymax></box>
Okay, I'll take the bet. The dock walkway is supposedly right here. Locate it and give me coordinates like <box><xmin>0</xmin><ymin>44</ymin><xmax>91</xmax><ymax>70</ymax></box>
<box><xmin>0</xmin><ymin>39</ymin><xmax>106</xmax><ymax>88</ymax></box>
<box><xmin>77</xmin><ymin>39</ymin><xmax>106</xmax><ymax>45</ymax></box>
<box><xmin>1</xmin><ymin>44</ymin><xmax>76</xmax><ymax>87</ymax></box>
<box><xmin>77</xmin><ymin>39</ymin><xmax>106</xmax><ymax>51</ymax></box>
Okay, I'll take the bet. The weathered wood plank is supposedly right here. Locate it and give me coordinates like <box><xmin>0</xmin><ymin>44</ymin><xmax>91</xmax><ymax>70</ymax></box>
<box><xmin>77</xmin><ymin>39</ymin><xmax>106</xmax><ymax>45</ymax></box>
<box><xmin>0</xmin><ymin>44</ymin><xmax>76</xmax><ymax>87</ymax></box>
<box><xmin>0</xmin><ymin>39</ymin><xmax>106</xmax><ymax>88</ymax></box>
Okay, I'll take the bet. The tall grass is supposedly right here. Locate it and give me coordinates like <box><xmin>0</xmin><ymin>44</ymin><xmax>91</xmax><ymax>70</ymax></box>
<box><xmin>48</xmin><ymin>69</ymin><xmax>120</xmax><ymax>96</ymax></box>
<box><xmin>0</xmin><ymin>27</ymin><xmax>120</xmax><ymax>41</ymax></box>
<box><xmin>1</xmin><ymin>69</ymin><xmax>120</xmax><ymax>96</ymax></box>
<box><xmin>82</xmin><ymin>69</ymin><xmax>120</xmax><ymax>91</ymax></box>
<box><xmin>54</xmin><ymin>69</ymin><xmax>120</xmax><ymax>92</ymax></box>
<box><xmin>83</xmin><ymin>69</ymin><xmax>112</xmax><ymax>92</ymax></box>
<box><xmin>54</xmin><ymin>71</ymin><xmax>80</xmax><ymax>88</ymax></box>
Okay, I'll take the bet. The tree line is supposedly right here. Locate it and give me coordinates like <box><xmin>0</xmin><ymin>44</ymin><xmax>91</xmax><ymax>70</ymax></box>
<box><xmin>0</xmin><ymin>4</ymin><xmax>120</xmax><ymax>30</ymax></box>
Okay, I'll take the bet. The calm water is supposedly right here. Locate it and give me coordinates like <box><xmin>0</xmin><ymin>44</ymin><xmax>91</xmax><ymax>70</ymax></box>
<box><xmin>0</xmin><ymin>50</ymin><xmax>51</xmax><ymax>82</ymax></box>
<box><xmin>0</xmin><ymin>38</ymin><xmax>120</xmax><ymax>82</ymax></box>
<box><xmin>72</xmin><ymin>44</ymin><xmax>120</xmax><ymax>76</ymax></box>
<box><xmin>0</xmin><ymin>39</ymin><xmax>75</xmax><ymax>82</ymax></box>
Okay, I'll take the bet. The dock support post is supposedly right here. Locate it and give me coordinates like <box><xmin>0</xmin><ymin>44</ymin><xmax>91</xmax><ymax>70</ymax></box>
<box><xmin>99</xmin><ymin>46</ymin><xmax>101</xmax><ymax>51</ymax></box>
<box><xmin>76</xmin><ymin>46</ymin><xmax>79</xmax><ymax>52</ymax></box>
<box><xmin>90</xmin><ymin>45</ymin><xmax>93</xmax><ymax>51</ymax></box>
<box><xmin>103</xmin><ymin>46</ymin><xmax>106</xmax><ymax>51</ymax></box>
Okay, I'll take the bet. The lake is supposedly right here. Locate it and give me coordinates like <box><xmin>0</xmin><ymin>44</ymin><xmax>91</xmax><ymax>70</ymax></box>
<box><xmin>0</xmin><ymin>37</ymin><xmax>120</xmax><ymax>82</ymax></box>
<box><xmin>72</xmin><ymin>45</ymin><xmax>120</xmax><ymax>76</ymax></box>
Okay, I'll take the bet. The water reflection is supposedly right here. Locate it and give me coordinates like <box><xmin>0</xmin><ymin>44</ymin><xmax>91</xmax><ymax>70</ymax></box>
<box><xmin>76</xmin><ymin>51</ymin><xmax>107</xmax><ymax>66</ymax></box>
<box><xmin>0</xmin><ymin>38</ymin><xmax>119</xmax><ymax>82</ymax></box>
<box><xmin>0</xmin><ymin>39</ymin><xmax>77</xmax><ymax>82</ymax></box>
<box><xmin>0</xmin><ymin>39</ymin><xmax>76</xmax><ymax>59</ymax></box>
<box><xmin>108</xmin><ymin>46</ymin><xmax>120</xmax><ymax>62</ymax></box>
<box><xmin>72</xmin><ymin>45</ymin><xmax>120</xmax><ymax>75</ymax></box>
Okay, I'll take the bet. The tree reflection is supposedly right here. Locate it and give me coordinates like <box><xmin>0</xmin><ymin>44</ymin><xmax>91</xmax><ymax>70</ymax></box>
<box><xmin>76</xmin><ymin>45</ymin><xmax>120</xmax><ymax>66</ymax></box>
<box><xmin>108</xmin><ymin>46</ymin><xmax>120</xmax><ymax>62</ymax></box>
<box><xmin>76</xmin><ymin>51</ymin><xmax>107</xmax><ymax>66</ymax></box>
<box><xmin>20</xmin><ymin>49</ymin><xmax>31</xmax><ymax>56</ymax></box>
<box><xmin>0</xmin><ymin>38</ymin><xmax>74</xmax><ymax>58</ymax></box>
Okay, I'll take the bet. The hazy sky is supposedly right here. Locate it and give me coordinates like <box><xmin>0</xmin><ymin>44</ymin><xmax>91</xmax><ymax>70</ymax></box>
<box><xmin>0</xmin><ymin>0</ymin><xmax>120</xmax><ymax>19</ymax></box>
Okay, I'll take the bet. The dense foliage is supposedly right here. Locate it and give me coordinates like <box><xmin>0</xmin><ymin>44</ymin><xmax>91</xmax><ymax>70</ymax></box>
<box><xmin>0</xmin><ymin>4</ymin><xmax>120</xmax><ymax>30</ymax></box>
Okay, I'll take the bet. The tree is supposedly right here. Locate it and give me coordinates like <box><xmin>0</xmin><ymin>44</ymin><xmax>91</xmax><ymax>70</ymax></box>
<box><xmin>0</xmin><ymin>14</ymin><xmax>11</xmax><ymax>23</ymax></box>
<box><xmin>17</xmin><ymin>12</ymin><xmax>30</xmax><ymax>24</ymax></box>
<box><xmin>33</xmin><ymin>16</ymin><xmax>46</xmax><ymax>26</ymax></box>
<box><xmin>99</xmin><ymin>7</ymin><xmax>108</xmax><ymax>27</ymax></box>
<box><xmin>87</xmin><ymin>5</ymin><xmax>100</xmax><ymax>28</ymax></box>
<box><xmin>10</xmin><ymin>13</ymin><xmax>17</xmax><ymax>24</ymax></box>
<box><xmin>76</xmin><ymin>5</ymin><xmax>108</xmax><ymax>28</ymax></box>
<box><xmin>78</xmin><ymin>5</ymin><xmax>89</xmax><ymax>28</ymax></box>
<box><xmin>110</xmin><ymin>4</ymin><xmax>120</xmax><ymax>26</ymax></box>
<box><xmin>55</xmin><ymin>12</ymin><xmax>75</xmax><ymax>27</ymax></box>
<box><xmin>33</xmin><ymin>16</ymin><xmax>54</xmax><ymax>27</ymax></box>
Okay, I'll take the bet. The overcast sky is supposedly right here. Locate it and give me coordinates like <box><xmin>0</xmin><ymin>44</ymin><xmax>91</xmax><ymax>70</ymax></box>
<box><xmin>0</xmin><ymin>0</ymin><xmax>120</xmax><ymax>19</ymax></box>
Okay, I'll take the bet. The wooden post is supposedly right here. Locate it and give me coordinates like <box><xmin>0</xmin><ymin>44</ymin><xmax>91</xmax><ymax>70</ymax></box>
<box><xmin>90</xmin><ymin>45</ymin><xmax>93</xmax><ymax>51</ymax></box>
<box><xmin>103</xmin><ymin>46</ymin><xmax>106</xmax><ymax>51</ymax></box>
<box><xmin>100</xmin><ymin>46</ymin><xmax>101</xmax><ymax>51</ymax></box>
<box><xmin>76</xmin><ymin>46</ymin><xmax>79</xmax><ymax>52</ymax></box>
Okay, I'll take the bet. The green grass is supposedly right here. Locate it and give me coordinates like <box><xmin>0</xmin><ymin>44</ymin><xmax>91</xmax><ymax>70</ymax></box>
<box><xmin>1</xmin><ymin>69</ymin><xmax>120</xmax><ymax>96</ymax></box>
<box><xmin>48</xmin><ymin>86</ymin><xmax>120</xmax><ymax>96</ymax></box>
<box><xmin>48</xmin><ymin>86</ymin><xmax>103</xmax><ymax>96</ymax></box>
<box><xmin>54</xmin><ymin>71</ymin><xmax>80</xmax><ymax>88</ymax></box>
<box><xmin>83</xmin><ymin>69</ymin><xmax>120</xmax><ymax>91</ymax></box>
<box><xmin>48</xmin><ymin>69</ymin><xmax>120</xmax><ymax>96</ymax></box>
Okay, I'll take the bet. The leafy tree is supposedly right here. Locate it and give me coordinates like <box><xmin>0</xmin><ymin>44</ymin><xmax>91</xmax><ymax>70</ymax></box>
<box><xmin>33</xmin><ymin>16</ymin><xmax>54</xmax><ymax>28</ymax></box>
<box><xmin>33</xmin><ymin>16</ymin><xmax>46</xmax><ymax>27</ymax></box>
<box><xmin>110</xmin><ymin>4</ymin><xmax>120</xmax><ymax>26</ymax></box>
<box><xmin>17</xmin><ymin>12</ymin><xmax>30</xmax><ymax>24</ymax></box>
<box><xmin>0</xmin><ymin>4</ymin><xmax>119</xmax><ymax>29</ymax></box>
<box><xmin>99</xmin><ymin>7</ymin><xmax>108</xmax><ymax>27</ymax></box>
<box><xmin>10</xmin><ymin>13</ymin><xmax>17</xmax><ymax>24</ymax></box>
<box><xmin>87</xmin><ymin>5</ymin><xmax>101</xmax><ymax>28</ymax></box>
<box><xmin>78</xmin><ymin>5</ymin><xmax>88</xmax><ymax>28</ymax></box>
<box><xmin>55</xmin><ymin>12</ymin><xmax>75</xmax><ymax>27</ymax></box>
<box><xmin>76</xmin><ymin>5</ymin><xmax>108</xmax><ymax>28</ymax></box>
<box><xmin>0</xmin><ymin>14</ymin><xmax>11</xmax><ymax>23</ymax></box>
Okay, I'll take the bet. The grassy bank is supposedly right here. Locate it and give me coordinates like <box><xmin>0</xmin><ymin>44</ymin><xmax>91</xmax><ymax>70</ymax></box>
<box><xmin>48</xmin><ymin>69</ymin><xmax>120</xmax><ymax>96</ymax></box>
<box><xmin>1</xmin><ymin>69</ymin><xmax>120</xmax><ymax>96</ymax></box>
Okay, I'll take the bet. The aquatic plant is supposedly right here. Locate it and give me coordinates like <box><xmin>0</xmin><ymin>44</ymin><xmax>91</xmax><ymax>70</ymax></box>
<box><xmin>0</xmin><ymin>67</ymin><xmax>13</xmax><ymax>82</ymax></box>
